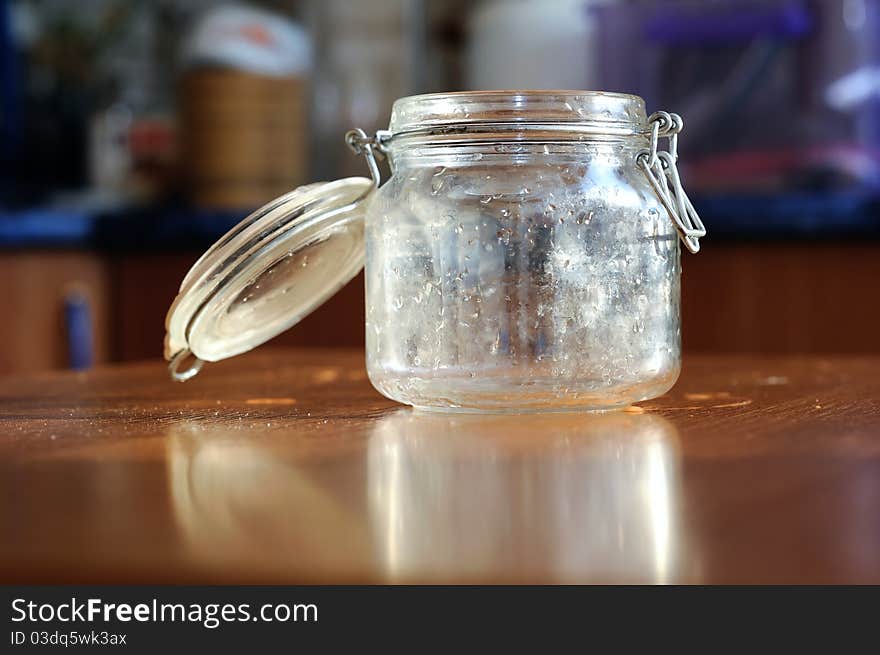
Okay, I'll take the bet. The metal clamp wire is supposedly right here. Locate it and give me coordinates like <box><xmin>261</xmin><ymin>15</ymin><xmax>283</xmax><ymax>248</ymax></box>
<box><xmin>169</xmin><ymin>348</ymin><xmax>204</xmax><ymax>382</ymax></box>
<box><xmin>638</xmin><ymin>111</ymin><xmax>705</xmax><ymax>254</ymax></box>
<box><xmin>345</xmin><ymin>129</ymin><xmax>391</xmax><ymax>187</ymax></box>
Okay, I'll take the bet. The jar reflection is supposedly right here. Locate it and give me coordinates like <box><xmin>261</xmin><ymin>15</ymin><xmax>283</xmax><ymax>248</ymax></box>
<box><xmin>368</xmin><ymin>410</ymin><xmax>693</xmax><ymax>583</ymax></box>
<box><xmin>166</xmin><ymin>422</ymin><xmax>374</xmax><ymax>580</ymax></box>
<box><xmin>165</xmin><ymin>411</ymin><xmax>695</xmax><ymax>583</ymax></box>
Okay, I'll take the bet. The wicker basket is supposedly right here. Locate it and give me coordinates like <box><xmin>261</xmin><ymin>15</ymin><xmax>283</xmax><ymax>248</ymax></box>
<box><xmin>180</xmin><ymin>68</ymin><xmax>307</xmax><ymax>209</ymax></box>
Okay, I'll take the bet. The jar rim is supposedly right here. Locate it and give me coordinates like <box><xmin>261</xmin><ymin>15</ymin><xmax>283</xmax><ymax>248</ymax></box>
<box><xmin>388</xmin><ymin>90</ymin><xmax>648</xmax><ymax>140</ymax></box>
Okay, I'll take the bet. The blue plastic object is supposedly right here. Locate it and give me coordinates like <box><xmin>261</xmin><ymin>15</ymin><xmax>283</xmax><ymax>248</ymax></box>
<box><xmin>64</xmin><ymin>290</ymin><xmax>93</xmax><ymax>370</ymax></box>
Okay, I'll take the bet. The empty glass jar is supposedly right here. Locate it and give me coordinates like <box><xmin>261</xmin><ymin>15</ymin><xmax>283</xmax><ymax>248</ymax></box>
<box><xmin>165</xmin><ymin>90</ymin><xmax>705</xmax><ymax>413</ymax></box>
<box><xmin>361</xmin><ymin>91</ymin><xmax>704</xmax><ymax>411</ymax></box>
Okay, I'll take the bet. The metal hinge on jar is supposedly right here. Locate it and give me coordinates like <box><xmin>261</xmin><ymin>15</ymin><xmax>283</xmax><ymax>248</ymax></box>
<box><xmin>345</xmin><ymin>128</ymin><xmax>392</xmax><ymax>187</ymax></box>
<box><xmin>636</xmin><ymin>111</ymin><xmax>706</xmax><ymax>254</ymax></box>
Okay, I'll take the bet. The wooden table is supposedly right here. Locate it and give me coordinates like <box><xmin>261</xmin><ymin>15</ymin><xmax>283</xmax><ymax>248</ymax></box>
<box><xmin>1</xmin><ymin>350</ymin><xmax>878</xmax><ymax>584</ymax></box>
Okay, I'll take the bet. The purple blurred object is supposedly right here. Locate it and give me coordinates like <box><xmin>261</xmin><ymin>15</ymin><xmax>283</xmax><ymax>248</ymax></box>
<box><xmin>644</xmin><ymin>0</ymin><xmax>813</xmax><ymax>45</ymax></box>
<box><xmin>594</xmin><ymin>0</ymin><xmax>880</xmax><ymax>199</ymax></box>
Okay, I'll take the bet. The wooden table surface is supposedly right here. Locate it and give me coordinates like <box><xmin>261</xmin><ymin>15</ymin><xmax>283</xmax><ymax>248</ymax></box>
<box><xmin>1</xmin><ymin>349</ymin><xmax>878</xmax><ymax>584</ymax></box>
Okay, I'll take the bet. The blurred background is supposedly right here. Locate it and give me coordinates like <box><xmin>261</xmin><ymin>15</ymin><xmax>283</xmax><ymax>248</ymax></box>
<box><xmin>1</xmin><ymin>0</ymin><xmax>878</xmax><ymax>374</ymax></box>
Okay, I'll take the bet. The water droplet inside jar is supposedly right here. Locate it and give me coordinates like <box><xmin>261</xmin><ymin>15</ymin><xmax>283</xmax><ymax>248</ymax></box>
<box><xmin>430</xmin><ymin>167</ymin><xmax>447</xmax><ymax>194</ymax></box>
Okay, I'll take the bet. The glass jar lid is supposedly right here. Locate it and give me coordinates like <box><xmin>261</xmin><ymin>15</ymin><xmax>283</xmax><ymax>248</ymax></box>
<box><xmin>165</xmin><ymin>176</ymin><xmax>373</xmax><ymax>381</ymax></box>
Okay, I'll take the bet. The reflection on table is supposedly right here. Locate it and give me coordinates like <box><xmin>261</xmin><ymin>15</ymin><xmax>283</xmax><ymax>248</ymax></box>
<box><xmin>369</xmin><ymin>410</ymin><xmax>695</xmax><ymax>583</ymax></box>
<box><xmin>168</xmin><ymin>409</ymin><xmax>697</xmax><ymax>583</ymax></box>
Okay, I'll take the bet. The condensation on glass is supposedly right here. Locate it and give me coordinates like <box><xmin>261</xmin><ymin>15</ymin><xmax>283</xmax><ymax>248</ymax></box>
<box><xmin>164</xmin><ymin>90</ymin><xmax>706</xmax><ymax>413</ymax></box>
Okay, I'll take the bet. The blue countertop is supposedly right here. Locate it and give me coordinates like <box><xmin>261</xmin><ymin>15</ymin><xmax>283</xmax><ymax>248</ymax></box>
<box><xmin>0</xmin><ymin>204</ymin><xmax>242</xmax><ymax>251</ymax></box>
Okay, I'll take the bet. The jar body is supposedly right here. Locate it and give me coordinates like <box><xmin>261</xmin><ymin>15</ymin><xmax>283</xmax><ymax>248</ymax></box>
<box><xmin>364</xmin><ymin>138</ymin><xmax>681</xmax><ymax>412</ymax></box>
<box><xmin>363</xmin><ymin>90</ymin><xmax>683</xmax><ymax>412</ymax></box>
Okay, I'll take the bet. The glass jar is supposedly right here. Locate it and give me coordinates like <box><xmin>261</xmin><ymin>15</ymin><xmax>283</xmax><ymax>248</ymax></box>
<box><xmin>164</xmin><ymin>90</ymin><xmax>705</xmax><ymax>413</ymax></box>
<box><xmin>362</xmin><ymin>91</ymin><xmax>704</xmax><ymax>411</ymax></box>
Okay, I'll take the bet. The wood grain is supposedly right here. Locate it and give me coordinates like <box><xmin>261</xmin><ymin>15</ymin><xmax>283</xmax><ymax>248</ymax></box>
<box><xmin>111</xmin><ymin>243</ymin><xmax>880</xmax><ymax>369</ymax></box>
<box><xmin>0</xmin><ymin>251</ymin><xmax>111</xmax><ymax>373</ymax></box>
<box><xmin>110</xmin><ymin>256</ymin><xmax>366</xmax><ymax>363</ymax></box>
<box><xmin>681</xmin><ymin>242</ymin><xmax>880</xmax><ymax>353</ymax></box>
<box><xmin>1</xmin><ymin>349</ymin><xmax>878</xmax><ymax>584</ymax></box>
<box><xmin>5</xmin><ymin>243</ymin><xmax>877</xmax><ymax>376</ymax></box>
